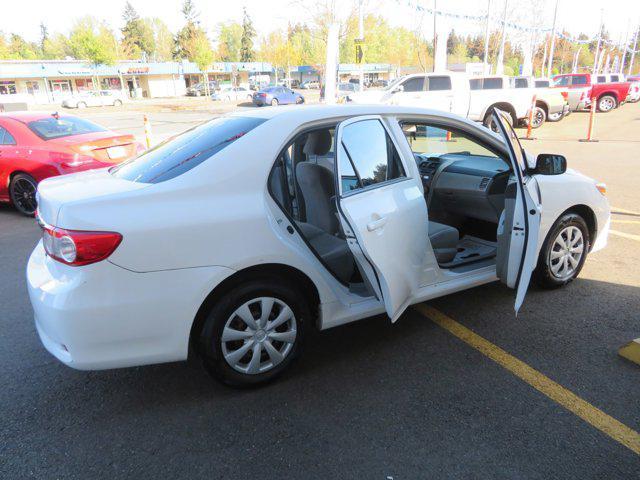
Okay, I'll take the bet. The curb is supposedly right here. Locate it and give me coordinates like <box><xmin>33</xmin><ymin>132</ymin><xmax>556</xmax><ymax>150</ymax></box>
<box><xmin>618</xmin><ymin>338</ymin><xmax>640</xmax><ymax>366</ymax></box>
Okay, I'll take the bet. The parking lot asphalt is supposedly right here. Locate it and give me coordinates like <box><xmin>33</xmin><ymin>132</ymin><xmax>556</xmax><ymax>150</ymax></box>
<box><xmin>1</xmin><ymin>103</ymin><xmax>639</xmax><ymax>479</ymax></box>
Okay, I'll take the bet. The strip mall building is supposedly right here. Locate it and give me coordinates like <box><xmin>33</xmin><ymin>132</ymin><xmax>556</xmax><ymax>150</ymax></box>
<box><xmin>0</xmin><ymin>60</ymin><xmax>274</xmax><ymax>104</ymax></box>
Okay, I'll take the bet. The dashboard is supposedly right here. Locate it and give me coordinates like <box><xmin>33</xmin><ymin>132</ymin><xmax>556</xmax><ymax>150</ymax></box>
<box><xmin>415</xmin><ymin>152</ymin><xmax>512</xmax><ymax>224</ymax></box>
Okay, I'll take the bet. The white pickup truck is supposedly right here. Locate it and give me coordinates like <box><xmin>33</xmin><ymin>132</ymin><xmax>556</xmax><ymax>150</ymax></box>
<box><xmin>346</xmin><ymin>72</ymin><xmax>532</xmax><ymax>129</ymax></box>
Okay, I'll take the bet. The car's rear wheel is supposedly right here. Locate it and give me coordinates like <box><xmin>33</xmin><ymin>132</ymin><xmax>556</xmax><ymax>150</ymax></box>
<box><xmin>113</xmin><ymin>99</ymin><xmax>122</xmax><ymax>106</ymax></box>
<box><xmin>533</xmin><ymin>213</ymin><xmax>589</xmax><ymax>289</ymax></box>
<box><xmin>597</xmin><ymin>95</ymin><xmax>616</xmax><ymax>112</ymax></box>
<box><xmin>296</xmin><ymin>96</ymin><xmax>304</xmax><ymax>104</ymax></box>
<box><xmin>271</xmin><ymin>98</ymin><xmax>279</xmax><ymax>106</ymax></box>
<box><xmin>77</xmin><ymin>102</ymin><xmax>87</xmax><ymax>109</ymax></box>
<box><xmin>9</xmin><ymin>173</ymin><xmax>38</xmax><ymax>216</ymax></box>
<box><xmin>199</xmin><ymin>279</ymin><xmax>308</xmax><ymax>387</ymax></box>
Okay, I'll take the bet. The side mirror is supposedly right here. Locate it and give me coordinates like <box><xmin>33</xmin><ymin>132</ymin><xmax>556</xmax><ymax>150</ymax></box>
<box><xmin>533</xmin><ymin>153</ymin><xmax>567</xmax><ymax>175</ymax></box>
<box><xmin>392</xmin><ymin>85</ymin><xmax>404</xmax><ymax>93</ymax></box>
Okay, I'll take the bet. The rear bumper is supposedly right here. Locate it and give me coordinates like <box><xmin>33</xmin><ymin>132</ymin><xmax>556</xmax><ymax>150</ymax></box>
<box><xmin>27</xmin><ymin>241</ymin><xmax>234</xmax><ymax>370</ymax></box>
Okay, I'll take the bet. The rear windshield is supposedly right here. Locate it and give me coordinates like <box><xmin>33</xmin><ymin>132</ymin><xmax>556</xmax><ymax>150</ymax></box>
<box><xmin>28</xmin><ymin>116</ymin><xmax>106</xmax><ymax>140</ymax></box>
<box><xmin>110</xmin><ymin>116</ymin><xmax>265</xmax><ymax>184</ymax></box>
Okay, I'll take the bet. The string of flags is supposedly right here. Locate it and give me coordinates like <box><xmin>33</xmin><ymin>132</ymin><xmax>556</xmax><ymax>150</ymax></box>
<box><xmin>397</xmin><ymin>0</ymin><xmax>640</xmax><ymax>53</ymax></box>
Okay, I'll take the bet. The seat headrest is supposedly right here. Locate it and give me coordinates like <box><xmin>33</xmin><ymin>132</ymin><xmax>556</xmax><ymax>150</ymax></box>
<box><xmin>303</xmin><ymin>130</ymin><xmax>332</xmax><ymax>157</ymax></box>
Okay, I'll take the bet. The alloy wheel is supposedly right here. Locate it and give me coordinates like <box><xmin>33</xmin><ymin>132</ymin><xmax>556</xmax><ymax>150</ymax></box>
<box><xmin>598</xmin><ymin>96</ymin><xmax>615</xmax><ymax>112</ymax></box>
<box><xmin>548</xmin><ymin>226</ymin><xmax>584</xmax><ymax>280</ymax></box>
<box><xmin>221</xmin><ymin>297</ymin><xmax>297</xmax><ymax>375</ymax></box>
<box><xmin>10</xmin><ymin>176</ymin><xmax>38</xmax><ymax>216</ymax></box>
<box><xmin>531</xmin><ymin>108</ymin><xmax>545</xmax><ymax>128</ymax></box>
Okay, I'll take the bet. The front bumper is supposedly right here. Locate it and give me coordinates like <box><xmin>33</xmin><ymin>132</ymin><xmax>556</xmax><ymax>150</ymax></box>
<box><xmin>27</xmin><ymin>241</ymin><xmax>234</xmax><ymax>370</ymax></box>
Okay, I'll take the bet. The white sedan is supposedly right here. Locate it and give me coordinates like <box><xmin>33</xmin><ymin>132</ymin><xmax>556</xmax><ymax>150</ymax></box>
<box><xmin>28</xmin><ymin>105</ymin><xmax>610</xmax><ymax>387</ymax></box>
<box><xmin>62</xmin><ymin>90</ymin><xmax>125</xmax><ymax>108</ymax></box>
<box><xmin>211</xmin><ymin>86</ymin><xmax>252</xmax><ymax>102</ymax></box>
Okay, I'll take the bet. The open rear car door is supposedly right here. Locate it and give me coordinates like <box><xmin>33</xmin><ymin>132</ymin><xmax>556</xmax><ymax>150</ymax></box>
<box><xmin>334</xmin><ymin>115</ymin><xmax>429</xmax><ymax>322</ymax></box>
<box><xmin>492</xmin><ymin>109</ymin><xmax>541</xmax><ymax>313</ymax></box>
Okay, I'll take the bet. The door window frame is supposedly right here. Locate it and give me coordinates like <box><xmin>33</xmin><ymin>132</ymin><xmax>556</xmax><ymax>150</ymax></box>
<box><xmin>335</xmin><ymin>115</ymin><xmax>412</xmax><ymax>198</ymax></box>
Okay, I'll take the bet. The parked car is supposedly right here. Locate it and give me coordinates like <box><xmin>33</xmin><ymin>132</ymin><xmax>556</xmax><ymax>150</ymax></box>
<box><xmin>626</xmin><ymin>81</ymin><xmax>640</xmax><ymax>103</ymax></box>
<box><xmin>28</xmin><ymin>104</ymin><xmax>610</xmax><ymax>386</ymax></box>
<box><xmin>552</xmin><ymin>73</ymin><xmax>631</xmax><ymax>112</ymax></box>
<box><xmin>512</xmin><ymin>76</ymin><xmax>570</xmax><ymax>124</ymax></box>
<box><xmin>252</xmin><ymin>86</ymin><xmax>304</xmax><ymax>106</ymax></box>
<box><xmin>319</xmin><ymin>82</ymin><xmax>358</xmax><ymax>101</ymax></box>
<box><xmin>0</xmin><ymin>112</ymin><xmax>143</xmax><ymax>216</ymax></box>
<box><xmin>212</xmin><ymin>86</ymin><xmax>252</xmax><ymax>102</ymax></box>
<box><xmin>348</xmin><ymin>72</ymin><xmax>532</xmax><ymax>130</ymax></box>
<box><xmin>186</xmin><ymin>81</ymin><xmax>218</xmax><ymax>96</ymax></box>
<box><xmin>300</xmin><ymin>81</ymin><xmax>320</xmax><ymax>90</ymax></box>
<box><xmin>62</xmin><ymin>90</ymin><xmax>125</xmax><ymax>109</ymax></box>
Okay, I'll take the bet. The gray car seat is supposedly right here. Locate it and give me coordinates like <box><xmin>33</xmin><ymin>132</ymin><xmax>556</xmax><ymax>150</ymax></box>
<box><xmin>295</xmin><ymin>133</ymin><xmax>354</xmax><ymax>282</ymax></box>
<box><xmin>429</xmin><ymin>221</ymin><xmax>459</xmax><ymax>264</ymax></box>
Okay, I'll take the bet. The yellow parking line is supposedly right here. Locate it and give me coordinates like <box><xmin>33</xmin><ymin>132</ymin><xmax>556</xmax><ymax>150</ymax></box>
<box><xmin>412</xmin><ymin>304</ymin><xmax>640</xmax><ymax>456</ymax></box>
<box><xmin>611</xmin><ymin>206</ymin><xmax>640</xmax><ymax>216</ymax></box>
<box><xmin>610</xmin><ymin>230</ymin><xmax>640</xmax><ymax>242</ymax></box>
<box><xmin>611</xmin><ymin>220</ymin><xmax>640</xmax><ymax>225</ymax></box>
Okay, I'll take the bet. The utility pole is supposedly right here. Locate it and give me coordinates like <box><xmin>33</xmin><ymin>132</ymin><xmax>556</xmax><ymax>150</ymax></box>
<box><xmin>546</xmin><ymin>0</ymin><xmax>559</xmax><ymax>78</ymax></box>
<box><xmin>358</xmin><ymin>0</ymin><xmax>364</xmax><ymax>91</ymax></box>
<box><xmin>433</xmin><ymin>0</ymin><xmax>437</xmax><ymax>72</ymax></box>
<box><xmin>495</xmin><ymin>0</ymin><xmax>508</xmax><ymax>75</ymax></box>
<box><xmin>592</xmin><ymin>9</ymin><xmax>603</xmax><ymax>75</ymax></box>
<box><xmin>628</xmin><ymin>23</ymin><xmax>639</xmax><ymax>76</ymax></box>
<box><xmin>483</xmin><ymin>0</ymin><xmax>492</xmax><ymax>75</ymax></box>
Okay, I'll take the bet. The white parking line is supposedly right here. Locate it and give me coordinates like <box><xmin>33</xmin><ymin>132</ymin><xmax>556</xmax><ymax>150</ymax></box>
<box><xmin>610</xmin><ymin>230</ymin><xmax>640</xmax><ymax>242</ymax></box>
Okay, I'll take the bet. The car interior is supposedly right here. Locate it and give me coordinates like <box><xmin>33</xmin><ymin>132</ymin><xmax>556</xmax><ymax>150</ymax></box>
<box><xmin>268</xmin><ymin>119</ymin><xmax>514</xmax><ymax>296</ymax></box>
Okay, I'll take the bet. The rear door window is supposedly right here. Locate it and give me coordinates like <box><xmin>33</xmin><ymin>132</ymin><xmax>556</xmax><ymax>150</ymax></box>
<box><xmin>571</xmin><ymin>75</ymin><xmax>588</xmax><ymax>86</ymax></box>
<box><xmin>553</xmin><ymin>76</ymin><xmax>570</xmax><ymax>86</ymax></box>
<box><xmin>427</xmin><ymin>76</ymin><xmax>452</xmax><ymax>91</ymax></box>
<box><xmin>111</xmin><ymin>116</ymin><xmax>265</xmax><ymax>184</ymax></box>
<box><xmin>514</xmin><ymin>78</ymin><xmax>528</xmax><ymax>88</ymax></box>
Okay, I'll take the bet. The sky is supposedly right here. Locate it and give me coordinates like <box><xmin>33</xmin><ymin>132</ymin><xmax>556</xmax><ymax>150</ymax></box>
<box><xmin>1</xmin><ymin>0</ymin><xmax>639</xmax><ymax>47</ymax></box>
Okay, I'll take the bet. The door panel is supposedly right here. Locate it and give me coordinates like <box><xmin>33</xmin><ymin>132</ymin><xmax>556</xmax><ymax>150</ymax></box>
<box><xmin>336</xmin><ymin>115</ymin><xmax>429</xmax><ymax>321</ymax></box>
<box><xmin>492</xmin><ymin>109</ymin><xmax>541</xmax><ymax>313</ymax></box>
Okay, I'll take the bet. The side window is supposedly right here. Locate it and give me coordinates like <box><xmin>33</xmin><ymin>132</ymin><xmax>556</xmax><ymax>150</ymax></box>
<box><xmin>340</xmin><ymin>119</ymin><xmax>405</xmax><ymax>191</ymax></box>
<box><xmin>427</xmin><ymin>76</ymin><xmax>452</xmax><ymax>91</ymax></box>
<box><xmin>401</xmin><ymin>77</ymin><xmax>425</xmax><ymax>92</ymax></box>
<box><xmin>514</xmin><ymin>78</ymin><xmax>528</xmax><ymax>88</ymax></box>
<box><xmin>400</xmin><ymin>122</ymin><xmax>503</xmax><ymax>161</ymax></box>
<box><xmin>597</xmin><ymin>76</ymin><xmax>606</xmax><ymax>83</ymax></box>
<box><xmin>469</xmin><ymin>78</ymin><xmax>482</xmax><ymax>90</ymax></box>
<box><xmin>0</xmin><ymin>126</ymin><xmax>16</xmax><ymax>145</ymax></box>
<box><xmin>572</xmin><ymin>75</ymin><xmax>588</xmax><ymax>86</ymax></box>
<box><xmin>482</xmin><ymin>78</ymin><xmax>503</xmax><ymax>89</ymax></box>
<box><xmin>553</xmin><ymin>76</ymin><xmax>570</xmax><ymax>86</ymax></box>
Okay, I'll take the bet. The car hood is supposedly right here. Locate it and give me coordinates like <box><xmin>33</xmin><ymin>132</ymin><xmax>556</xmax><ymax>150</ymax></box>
<box><xmin>36</xmin><ymin>168</ymin><xmax>148</xmax><ymax>227</ymax></box>
<box><xmin>347</xmin><ymin>90</ymin><xmax>391</xmax><ymax>104</ymax></box>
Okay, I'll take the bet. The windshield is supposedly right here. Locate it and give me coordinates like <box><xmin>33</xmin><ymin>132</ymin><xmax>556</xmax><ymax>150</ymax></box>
<box><xmin>28</xmin><ymin>116</ymin><xmax>106</xmax><ymax>140</ymax></box>
<box><xmin>110</xmin><ymin>116</ymin><xmax>266</xmax><ymax>184</ymax></box>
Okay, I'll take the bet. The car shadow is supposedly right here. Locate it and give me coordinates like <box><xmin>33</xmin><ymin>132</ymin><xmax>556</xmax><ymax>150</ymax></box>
<box><xmin>24</xmin><ymin>276</ymin><xmax>640</xmax><ymax>417</ymax></box>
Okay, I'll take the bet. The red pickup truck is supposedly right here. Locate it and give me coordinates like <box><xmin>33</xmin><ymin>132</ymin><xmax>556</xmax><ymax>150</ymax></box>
<box><xmin>552</xmin><ymin>73</ymin><xmax>631</xmax><ymax>112</ymax></box>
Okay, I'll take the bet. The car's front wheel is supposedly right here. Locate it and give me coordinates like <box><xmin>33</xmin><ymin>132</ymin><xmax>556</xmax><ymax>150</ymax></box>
<box><xmin>533</xmin><ymin>213</ymin><xmax>590</xmax><ymax>289</ymax></box>
<box><xmin>9</xmin><ymin>173</ymin><xmax>38</xmax><ymax>216</ymax></box>
<box><xmin>199</xmin><ymin>279</ymin><xmax>308</xmax><ymax>387</ymax></box>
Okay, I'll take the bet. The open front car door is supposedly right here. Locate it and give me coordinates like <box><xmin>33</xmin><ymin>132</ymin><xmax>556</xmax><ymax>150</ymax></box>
<box><xmin>335</xmin><ymin>115</ymin><xmax>429</xmax><ymax>322</ymax></box>
<box><xmin>493</xmin><ymin>109</ymin><xmax>542</xmax><ymax>313</ymax></box>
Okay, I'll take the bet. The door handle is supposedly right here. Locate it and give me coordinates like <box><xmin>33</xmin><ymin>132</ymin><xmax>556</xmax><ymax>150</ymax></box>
<box><xmin>367</xmin><ymin>217</ymin><xmax>387</xmax><ymax>231</ymax></box>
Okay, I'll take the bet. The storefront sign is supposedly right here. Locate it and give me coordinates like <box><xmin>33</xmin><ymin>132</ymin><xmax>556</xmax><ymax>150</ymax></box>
<box><xmin>126</xmin><ymin>67</ymin><xmax>149</xmax><ymax>74</ymax></box>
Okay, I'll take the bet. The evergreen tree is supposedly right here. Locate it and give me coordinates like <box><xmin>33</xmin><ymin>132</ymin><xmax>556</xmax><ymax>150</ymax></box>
<box><xmin>121</xmin><ymin>1</ymin><xmax>153</xmax><ymax>59</ymax></box>
<box><xmin>240</xmin><ymin>7</ymin><xmax>256</xmax><ymax>62</ymax></box>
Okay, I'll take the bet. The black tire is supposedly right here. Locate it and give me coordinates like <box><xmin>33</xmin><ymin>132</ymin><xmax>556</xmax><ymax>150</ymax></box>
<box><xmin>483</xmin><ymin>109</ymin><xmax>513</xmax><ymax>133</ymax></box>
<box><xmin>597</xmin><ymin>95</ymin><xmax>616</xmax><ymax>112</ymax></box>
<box><xmin>533</xmin><ymin>213</ymin><xmax>590</xmax><ymax>289</ymax></box>
<box><xmin>547</xmin><ymin>111</ymin><xmax>564</xmax><ymax>122</ymax></box>
<box><xmin>271</xmin><ymin>98</ymin><xmax>279</xmax><ymax>106</ymax></box>
<box><xmin>199</xmin><ymin>279</ymin><xmax>309</xmax><ymax>387</ymax></box>
<box><xmin>530</xmin><ymin>106</ymin><xmax>546</xmax><ymax>129</ymax></box>
<box><xmin>296</xmin><ymin>96</ymin><xmax>304</xmax><ymax>104</ymax></box>
<box><xmin>9</xmin><ymin>173</ymin><xmax>38</xmax><ymax>216</ymax></box>
<box><xmin>113</xmin><ymin>99</ymin><xmax>122</xmax><ymax>106</ymax></box>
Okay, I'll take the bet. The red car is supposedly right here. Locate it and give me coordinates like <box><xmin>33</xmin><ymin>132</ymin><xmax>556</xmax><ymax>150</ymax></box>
<box><xmin>0</xmin><ymin>112</ymin><xmax>144</xmax><ymax>215</ymax></box>
<box><xmin>552</xmin><ymin>73</ymin><xmax>632</xmax><ymax>113</ymax></box>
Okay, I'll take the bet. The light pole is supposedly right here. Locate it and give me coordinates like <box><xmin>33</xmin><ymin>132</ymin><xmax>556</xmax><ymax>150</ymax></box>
<box><xmin>495</xmin><ymin>0</ymin><xmax>508</xmax><ymax>75</ymax></box>
<box><xmin>547</xmin><ymin>0</ymin><xmax>559</xmax><ymax>78</ymax></box>
<box><xmin>628</xmin><ymin>23</ymin><xmax>639</xmax><ymax>76</ymax></box>
<box><xmin>593</xmin><ymin>9</ymin><xmax>604</xmax><ymax>75</ymax></box>
<box><xmin>483</xmin><ymin>0</ymin><xmax>492</xmax><ymax>75</ymax></box>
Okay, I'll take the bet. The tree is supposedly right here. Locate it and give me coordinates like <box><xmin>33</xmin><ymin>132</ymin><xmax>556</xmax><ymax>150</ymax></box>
<box><xmin>217</xmin><ymin>22</ymin><xmax>242</xmax><ymax>62</ymax></box>
<box><xmin>43</xmin><ymin>33</ymin><xmax>71</xmax><ymax>60</ymax></box>
<box><xmin>7</xmin><ymin>34</ymin><xmax>38</xmax><ymax>60</ymax></box>
<box><xmin>144</xmin><ymin>18</ymin><xmax>173</xmax><ymax>62</ymax></box>
<box><xmin>174</xmin><ymin>0</ymin><xmax>213</xmax><ymax>94</ymax></box>
<box><xmin>240</xmin><ymin>7</ymin><xmax>256</xmax><ymax>62</ymax></box>
<box><xmin>68</xmin><ymin>16</ymin><xmax>118</xmax><ymax>65</ymax></box>
<box><xmin>0</xmin><ymin>33</ymin><xmax>9</xmax><ymax>59</ymax></box>
<box><xmin>39</xmin><ymin>22</ymin><xmax>48</xmax><ymax>56</ymax></box>
<box><xmin>121</xmin><ymin>1</ymin><xmax>154</xmax><ymax>59</ymax></box>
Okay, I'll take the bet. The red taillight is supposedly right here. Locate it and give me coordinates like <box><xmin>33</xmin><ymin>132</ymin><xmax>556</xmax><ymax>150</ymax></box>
<box><xmin>42</xmin><ymin>226</ymin><xmax>122</xmax><ymax>266</ymax></box>
<box><xmin>49</xmin><ymin>151</ymin><xmax>95</xmax><ymax>168</ymax></box>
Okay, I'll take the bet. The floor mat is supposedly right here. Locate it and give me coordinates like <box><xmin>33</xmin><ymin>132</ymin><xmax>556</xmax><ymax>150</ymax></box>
<box><xmin>439</xmin><ymin>236</ymin><xmax>497</xmax><ymax>268</ymax></box>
